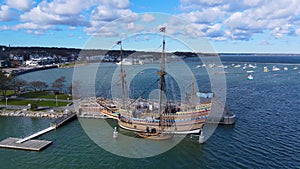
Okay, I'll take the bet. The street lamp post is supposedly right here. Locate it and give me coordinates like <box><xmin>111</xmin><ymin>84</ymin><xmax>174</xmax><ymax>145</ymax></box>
<box><xmin>5</xmin><ymin>97</ymin><xmax>8</xmax><ymax>108</ymax></box>
<box><xmin>55</xmin><ymin>95</ymin><xmax>58</xmax><ymax>106</ymax></box>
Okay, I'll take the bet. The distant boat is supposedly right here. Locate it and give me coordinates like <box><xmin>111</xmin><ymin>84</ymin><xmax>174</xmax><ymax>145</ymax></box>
<box><xmin>196</xmin><ymin>65</ymin><xmax>201</xmax><ymax>68</ymax></box>
<box><xmin>208</xmin><ymin>64</ymin><xmax>215</xmax><ymax>68</ymax></box>
<box><xmin>234</xmin><ymin>64</ymin><xmax>241</xmax><ymax>68</ymax></box>
<box><xmin>247</xmin><ymin>70</ymin><xmax>255</xmax><ymax>73</ymax></box>
<box><xmin>249</xmin><ymin>64</ymin><xmax>257</xmax><ymax>68</ymax></box>
<box><xmin>293</xmin><ymin>67</ymin><xmax>298</xmax><ymax>70</ymax></box>
<box><xmin>243</xmin><ymin>64</ymin><xmax>247</xmax><ymax>69</ymax></box>
<box><xmin>272</xmin><ymin>66</ymin><xmax>280</xmax><ymax>71</ymax></box>
<box><xmin>218</xmin><ymin>65</ymin><xmax>228</xmax><ymax>69</ymax></box>
<box><xmin>247</xmin><ymin>74</ymin><xmax>254</xmax><ymax>80</ymax></box>
<box><xmin>283</xmin><ymin>67</ymin><xmax>288</xmax><ymax>71</ymax></box>
<box><xmin>116</xmin><ymin>58</ymin><xmax>133</xmax><ymax>65</ymax></box>
<box><xmin>263</xmin><ymin>66</ymin><xmax>269</xmax><ymax>72</ymax></box>
<box><xmin>116</xmin><ymin>58</ymin><xmax>144</xmax><ymax>65</ymax></box>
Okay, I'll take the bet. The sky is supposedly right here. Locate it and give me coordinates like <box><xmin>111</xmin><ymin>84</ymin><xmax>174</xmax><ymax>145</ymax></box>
<box><xmin>0</xmin><ymin>0</ymin><xmax>300</xmax><ymax>53</ymax></box>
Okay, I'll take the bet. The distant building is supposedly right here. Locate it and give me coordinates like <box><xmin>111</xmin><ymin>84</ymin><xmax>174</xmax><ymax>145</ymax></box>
<box><xmin>0</xmin><ymin>60</ymin><xmax>9</xmax><ymax>68</ymax></box>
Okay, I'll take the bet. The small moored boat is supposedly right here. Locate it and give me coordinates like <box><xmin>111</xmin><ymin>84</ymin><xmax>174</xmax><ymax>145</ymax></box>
<box><xmin>272</xmin><ymin>66</ymin><xmax>280</xmax><ymax>71</ymax></box>
<box><xmin>247</xmin><ymin>74</ymin><xmax>254</xmax><ymax>80</ymax></box>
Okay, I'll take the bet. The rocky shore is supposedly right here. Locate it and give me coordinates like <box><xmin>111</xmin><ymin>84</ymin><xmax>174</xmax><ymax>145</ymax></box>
<box><xmin>0</xmin><ymin>109</ymin><xmax>64</xmax><ymax>118</ymax></box>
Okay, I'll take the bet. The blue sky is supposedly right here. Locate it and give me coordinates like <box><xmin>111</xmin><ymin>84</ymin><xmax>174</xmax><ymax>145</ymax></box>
<box><xmin>0</xmin><ymin>0</ymin><xmax>300</xmax><ymax>53</ymax></box>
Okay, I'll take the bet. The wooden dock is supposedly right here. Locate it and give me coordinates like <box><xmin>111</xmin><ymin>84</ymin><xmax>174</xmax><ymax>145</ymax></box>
<box><xmin>0</xmin><ymin>113</ymin><xmax>76</xmax><ymax>151</ymax></box>
<box><xmin>0</xmin><ymin>137</ymin><xmax>52</xmax><ymax>151</ymax></box>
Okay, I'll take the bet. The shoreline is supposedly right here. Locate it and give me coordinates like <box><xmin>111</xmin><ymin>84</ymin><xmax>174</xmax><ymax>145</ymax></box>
<box><xmin>0</xmin><ymin>109</ymin><xmax>64</xmax><ymax>118</ymax></box>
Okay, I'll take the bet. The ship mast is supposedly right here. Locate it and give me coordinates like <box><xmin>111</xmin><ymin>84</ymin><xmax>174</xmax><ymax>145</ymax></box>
<box><xmin>118</xmin><ymin>41</ymin><xmax>126</xmax><ymax>109</ymax></box>
<box><xmin>158</xmin><ymin>27</ymin><xmax>167</xmax><ymax>119</ymax></box>
<box><xmin>191</xmin><ymin>77</ymin><xmax>196</xmax><ymax>108</ymax></box>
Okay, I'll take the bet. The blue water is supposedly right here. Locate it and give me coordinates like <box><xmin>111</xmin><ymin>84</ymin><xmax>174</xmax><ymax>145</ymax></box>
<box><xmin>1</xmin><ymin>56</ymin><xmax>299</xmax><ymax>168</ymax></box>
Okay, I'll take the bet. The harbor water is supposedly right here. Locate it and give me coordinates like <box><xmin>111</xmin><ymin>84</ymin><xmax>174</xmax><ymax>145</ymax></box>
<box><xmin>1</xmin><ymin>56</ymin><xmax>300</xmax><ymax>168</ymax></box>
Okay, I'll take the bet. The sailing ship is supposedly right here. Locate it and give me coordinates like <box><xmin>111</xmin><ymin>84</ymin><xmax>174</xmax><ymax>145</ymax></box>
<box><xmin>97</xmin><ymin>27</ymin><xmax>211</xmax><ymax>139</ymax></box>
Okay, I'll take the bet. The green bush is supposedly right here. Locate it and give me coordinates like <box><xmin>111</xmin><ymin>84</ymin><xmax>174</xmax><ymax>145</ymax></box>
<box><xmin>30</xmin><ymin>103</ymin><xmax>38</xmax><ymax>111</ymax></box>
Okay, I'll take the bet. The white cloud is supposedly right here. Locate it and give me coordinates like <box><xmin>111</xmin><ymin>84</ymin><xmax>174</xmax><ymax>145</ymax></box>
<box><xmin>243</xmin><ymin>0</ymin><xmax>265</xmax><ymax>7</ymax></box>
<box><xmin>3</xmin><ymin>0</ymin><xmax>98</xmax><ymax>34</ymax></box>
<box><xmin>1</xmin><ymin>0</ymin><xmax>300</xmax><ymax>43</ymax></box>
<box><xmin>38</xmin><ymin>0</ymin><xmax>93</xmax><ymax>16</ymax></box>
<box><xmin>180</xmin><ymin>0</ymin><xmax>225</xmax><ymax>10</ymax></box>
<box><xmin>178</xmin><ymin>7</ymin><xmax>226</xmax><ymax>24</ymax></box>
<box><xmin>179</xmin><ymin>0</ymin><xmax>300</xmax><ymax>41</ymax></box>
<box><xmin>0</xmin><ymin>5</ymin><xmax>17</xmax><ymax>21</ymax></box>
<box><xmin>89</xmin><ymin>0</ymin><xmax>131</xmax><ymax>22</ymax></box>
<box><xmin>0</xmin><ymin>22</ymin><xmax>57</xmax><ymax>35</ymax></box>
<box><xmin>68</xmin><ymin>26</ymin><xmax>76</xmax><ymax>30</ymax></box>
<box><xmin>184</xmin><ymin>23</ymin><xmax>206</xmax><ymax>37</ymax></box>
<box><xmin>86</xmin><ymin>0</ymin><xmax>137</xmax><ymax>36</ymax></box>
<box><xmin>91</xmin><ymin>5</ymin><xmax>136</xmax><ymax>22</ymax></box>
<box><xmin>296</xmin><ymin>28</ymin><xmax>300</xmax><ymax>36</ymax></box>
<box><xmin>85</xmin><ymin>21</ymin><xmax>118</xmax><ymax>36</ymax></box>
<box><xmin>6</xmin><ymin>0</ymin><xmax>34</xmax><ymax>12</ymax></box>
<box><xmin>270</xmin><ymin>25</ymin><xmax>292</xmax><ymax>38</ymax></box>
<box><xmin>206</xmin><ymin>24</ymin><xmax>223</xmax><ymax>37</ymax></box>
<box><xmin>223</xmin><ymin>0</ymin><xmax>300</xmax><ymax>40</ymax></box>
<box><xmin>121</xmin><ymin>22</ymin><xmax>144</xmax><ymax>32</ymax></box>
<box><xmin>15</xmin><ymin>23</ymin><xmax>55</xmax><ymax>30</ymax></box>
<box><xmin>100</xmin><ymin>0</ymin><xmax>130</xmax><ymax>9</ymax></box>
<box><xmin>20</xmin><ymin>4</ymin><xmax>90</xmax><ymax>27</ymax></box>
<box><xmin>142</xmin><ymin>13</ymin><xmax>155</xmax><ymax>22</ymax></box>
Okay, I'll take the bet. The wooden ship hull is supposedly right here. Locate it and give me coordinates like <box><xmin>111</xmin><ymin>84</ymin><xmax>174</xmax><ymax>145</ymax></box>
<box><xmin>135</xmin><ymin>132</ymin><xmax>174</xmax><ymax>140</ymax></box>
<box><xmin>97</xmin><ymin>97</ymin><xmax>211</xmax><ymax>135</ymax></box>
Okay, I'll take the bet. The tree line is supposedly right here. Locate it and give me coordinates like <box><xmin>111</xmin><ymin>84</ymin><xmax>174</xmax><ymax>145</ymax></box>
<box><xmin>0</xmin><ymin>71</ymin><xmax>69</xmax><ymax>97</ymax></box>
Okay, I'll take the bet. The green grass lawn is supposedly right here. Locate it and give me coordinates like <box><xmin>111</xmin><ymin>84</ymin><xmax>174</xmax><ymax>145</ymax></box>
<box><xmin>0</xmin><ymin>99</ymin><xmax>71</xmax><ymax>107</ymax></box>
<box><xmin>19</xmin><ymin>91</ymin><xmax>71</xmax><ymax>100</ymax></box>
<box><xmin>0</xmin><ymin>90</ymin><xmax>15</xmax><ymax>96</ymax></box>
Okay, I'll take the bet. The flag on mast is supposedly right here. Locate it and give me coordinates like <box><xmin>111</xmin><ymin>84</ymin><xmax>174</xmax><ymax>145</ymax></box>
<box><xmin>116</xmin><ymin>41</ymin><xmax>122</xmax><ymax>45</ymax></box>
<box><xmin>159</xmin><ymin>27</ymin><xmax>166</xmax><ymax>32</ymax></box>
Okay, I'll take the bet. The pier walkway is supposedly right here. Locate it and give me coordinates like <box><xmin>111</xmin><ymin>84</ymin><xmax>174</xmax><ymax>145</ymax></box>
<box><xmin>51</xmin><ymin>113</ymin><xmax>76</xmax><ymax>127</ymax></box>
<box><xmin>16</xmin><ymin>126</ymin><xmax>56</xmax><ymax>144</ymax></box>
<box><xmin>0</xmin><ymin>113</ymin><xmax>77</xmax><ymax>151</ymax></box>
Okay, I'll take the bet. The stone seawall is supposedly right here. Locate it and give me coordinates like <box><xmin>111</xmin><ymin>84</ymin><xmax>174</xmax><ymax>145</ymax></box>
<box><xmin>0</xmin><ymin>110</ymin><xmax>64</xmax><ymax>118</ymax></box>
